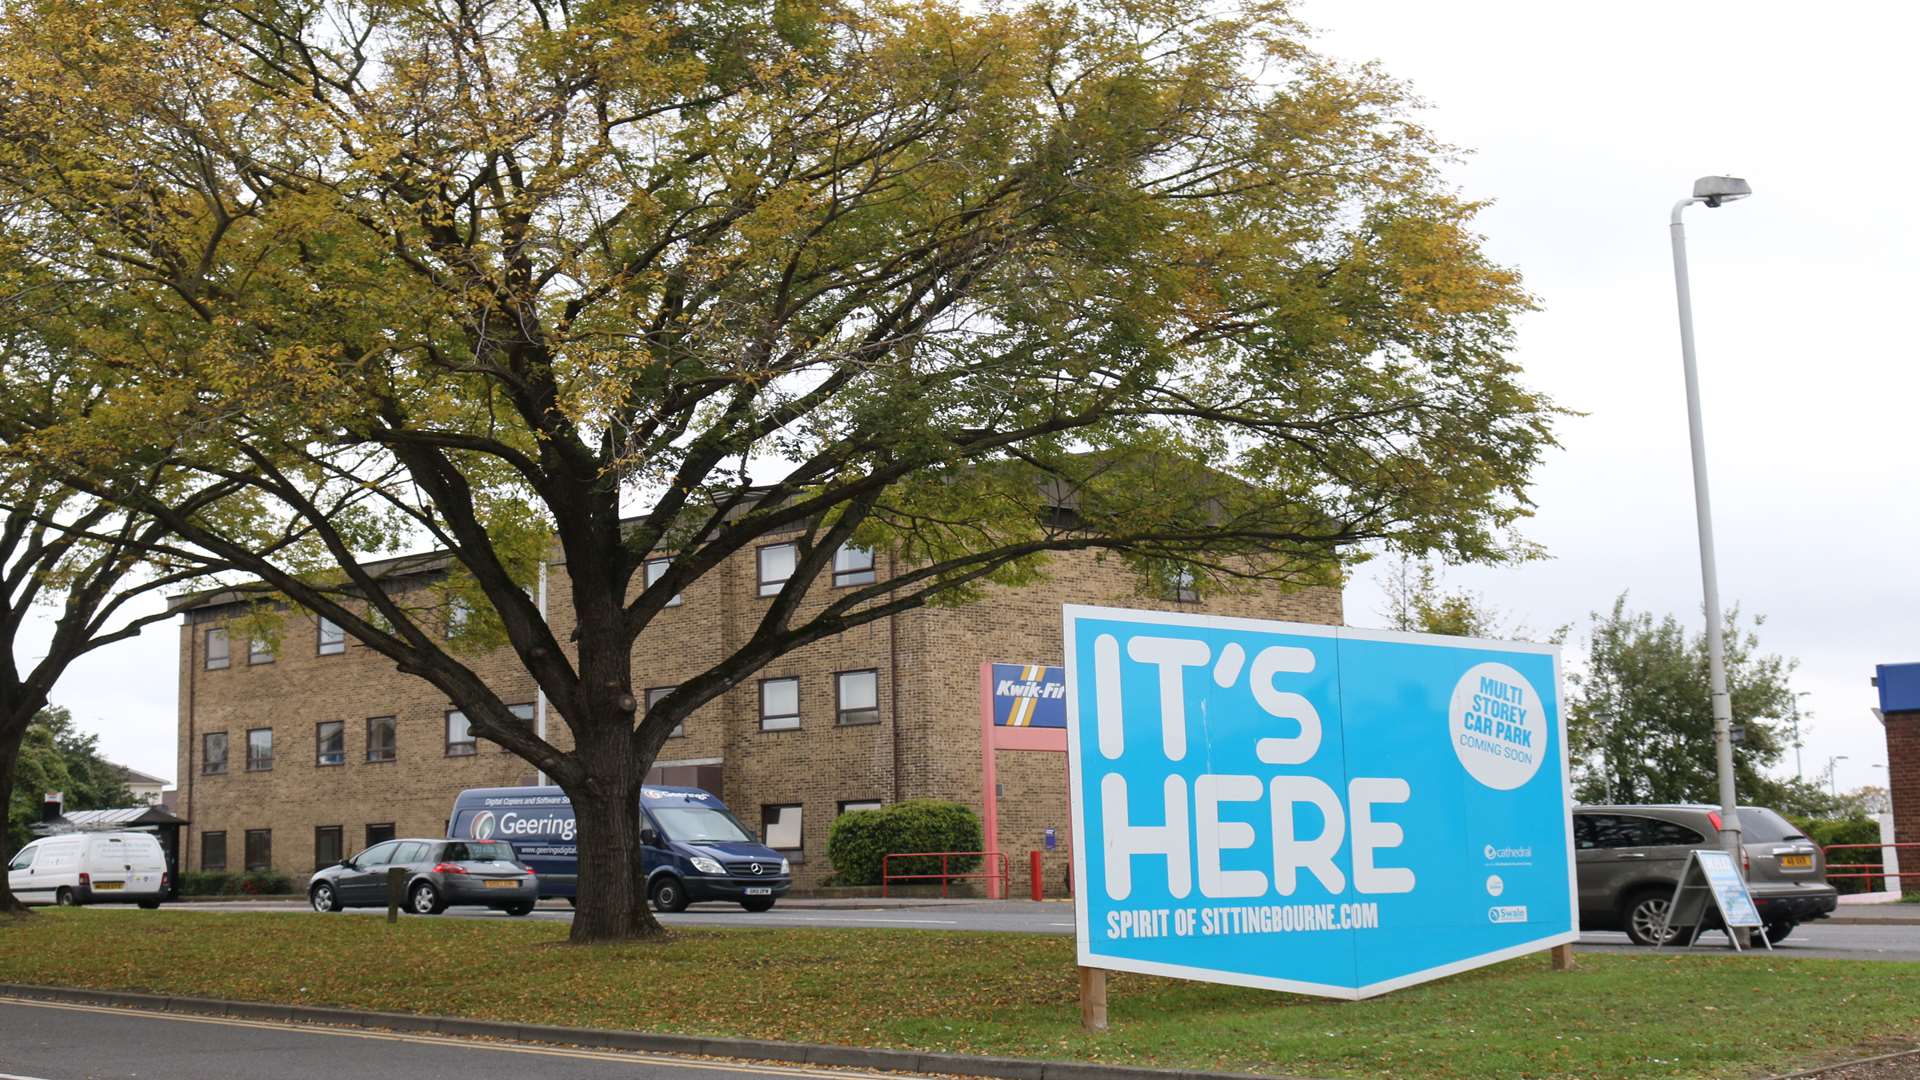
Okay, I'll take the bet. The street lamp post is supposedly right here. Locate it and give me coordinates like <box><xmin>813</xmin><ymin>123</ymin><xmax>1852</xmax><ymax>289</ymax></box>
<box><xmin>1826</xmin><ymin>755</ymin><xmax>1849</xmax><ymax>798</ymax></box>
<box><xmin>1669</xmin><ymin>175</ymin><xmax>1752</xmax><ymax>865</ymax></box>
<box><xmin>1791</xmin><ymin>691</ymin><xmax>1810</xmax><ymax>780</ymax></box>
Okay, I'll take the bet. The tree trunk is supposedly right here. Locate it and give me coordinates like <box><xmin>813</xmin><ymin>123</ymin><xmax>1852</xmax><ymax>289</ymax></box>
<box><xmin>564</xmin><ymin>726</ymin><xmax>665</xmax><ymax>943</ymax></box>
<box><xmin>0</xmin><ymin>729</ymin><xmax>28</xmax><ymax>916</ymax></box>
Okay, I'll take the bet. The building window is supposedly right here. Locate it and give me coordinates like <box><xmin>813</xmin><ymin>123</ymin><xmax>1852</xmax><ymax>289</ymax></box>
<box><xmin>645</xmin><ymin>558</ymin><xmax>683</xmax><ymax>607</ymax></box>
<box><xmin>833</xmin><ymin>544</ymin><xmax>875</xmax><ymax>586</ymax></box>
<box><xmin>365</xmin><ymin>823</ymin><xmax>396</xmax><ymax>847</ymax></box>
<box><xmin>763</xmin><ymin>804</ymin><xmax>803</xmax><ymax>852</ymax></box>
<box><xmin>838</xmin><ymin>800</ymin><xmax>883</xmax><ymax>815</ymax></box>
<box><xmin>204</xmin><ymin>628</ymin><xmax>230</xmax><ymax>670</ymax></box>
<box><xmin>446</xmin><ymin>710</ymin><xmax>477</xmax><ymax>756</ymax></box>
<box><xmin>759</xmin><ymin>677</ymin><xmax>800</xmax><ymax>731</ymax></box>
<box><xmin>245</xmin><ymin>728</ymin><xmax>274</xmax><ymax>771</ymax></box>
<box><xmin>315</xmin><ymin>721</ymin><xmax>345</xmax><ymax>767</ymax></box>
<box><xmin>248</xmin><ymin>635</ymin><xmax>274</xmax><ymax>665</ymax></box>
<box><xmin>1169</xmin><ymin>565</ymin><xmax>1199</xmax><ymax>604</ymax></box>
<box><xmin>314</xmin><ymin>826</ymin><xmax>343</xmax><ymax>870</ymax></box>
<box><xmin>646</xmin><ymin>686</ymin><xmax>684</xmax><ymax>738</ymax></box>
<box><xmin>446</xmin><ymin>597</ymin><xmax>470</xmax><ymax>638</ymax></box>
<box><xmin>317</xmin><ymin>616</ymin><xmax>346</xmax><ymax>655</ymax></box>
<box><xmin>366</xmin><ymin>716</ymin><xmax>397</xmax><ymax>763</ymax></box>
<box><xmin>201</xmin><ymin>831</ymin><xmax>227</xmax><ymax>871</ymax></box>
<box><xmin>244</xmin><ymin>829</ymin><xmax>272</xmax><ymax>872</ymax></box>
<box><xmin>494</xmin><ymin>703</ymin><xmax>536</xmax><ymax>750</ymax></box>
<box><xmin>201</xmin><ymin>732</ymin><xmax>229</xmax><ymax>775</ymax></box>
<box><xmin>757</xmin><ymin>543</ymin><xmax>796</xmax><ymax>597</ymax></box>
<box><xmin>835</xmin><ymin>670</ymin><xmax>880</xmax><ymax>726</ymax></box>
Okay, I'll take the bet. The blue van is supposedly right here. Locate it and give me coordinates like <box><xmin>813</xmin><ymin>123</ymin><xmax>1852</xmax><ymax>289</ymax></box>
<box><xmin>448</xmin><ymin>785</ymin><xmax>792</xmax><ymax>912</ymax></box>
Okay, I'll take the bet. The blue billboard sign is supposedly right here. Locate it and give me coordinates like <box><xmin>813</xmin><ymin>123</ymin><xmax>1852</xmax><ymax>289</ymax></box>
<box><xmin>1065</xmin><ymin>606</ymin><xmax>1575</xmax><ymax>1000</ymax></box>
<box><xmin>991</xmin><ymin>663</ymin><xmax>1067</xmax><ymax>728</ymax></box>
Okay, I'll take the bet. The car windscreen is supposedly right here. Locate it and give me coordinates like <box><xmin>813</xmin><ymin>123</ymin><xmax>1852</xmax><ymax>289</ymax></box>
<box><xmin>443</xmin><ymin>841</ymin><xmax>518</xmax><ymax>863</ymax></box>
<box><xmin>1737</xmin><ymin>808</ymin><xmax>1807</xmax><ymax>842</ymax></box>
<box><xmin>652</xmin><ymin>806</ymin><xmax>753</xmax><ymax>844</ymax></box>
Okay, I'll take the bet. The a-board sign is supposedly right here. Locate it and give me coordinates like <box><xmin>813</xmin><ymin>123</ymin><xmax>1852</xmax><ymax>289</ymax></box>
<box><xmin>1064</xmin><ymin>606</ymin><xmax>1576</xmax><ymax>1000</ymax></box>
<box><xmin>1660</xmin><ymin>849</ymin><xmax>1768</xmax><ymax>950</ymax></box>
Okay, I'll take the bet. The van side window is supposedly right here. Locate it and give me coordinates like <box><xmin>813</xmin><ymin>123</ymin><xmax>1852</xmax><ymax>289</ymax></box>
<box><xmin>7</xmin><ymin>846</ymin><xmax>33</xmax><ymax>871</ymax></box>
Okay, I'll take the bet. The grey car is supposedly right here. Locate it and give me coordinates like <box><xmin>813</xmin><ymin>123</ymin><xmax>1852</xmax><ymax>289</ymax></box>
<box><xmin>1574</xmin><ymin>804</ymin><xmax>1838</xmax><ymax>946</ymax></box>
<box><xmin>308</xmin><ymin>838</ymin><xmax>538</xmax><ymax>916</ymax></box>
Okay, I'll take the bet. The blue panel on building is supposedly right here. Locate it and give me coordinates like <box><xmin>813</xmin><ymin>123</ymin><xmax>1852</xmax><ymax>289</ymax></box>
<box><xmin>1877</xmin><ymin>662</ymin><xmax>1920</xmax><ymax>714</ymax></box>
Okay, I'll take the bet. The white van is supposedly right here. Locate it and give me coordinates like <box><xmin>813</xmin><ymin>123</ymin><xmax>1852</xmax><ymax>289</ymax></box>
<box><xmin>6</xmin><ymin>831</ymin><xmax>169</xmax><ymax>908</ymax></box>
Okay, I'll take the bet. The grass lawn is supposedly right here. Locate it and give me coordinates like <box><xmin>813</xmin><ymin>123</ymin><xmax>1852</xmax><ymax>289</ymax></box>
<box><xmin>1</xmin><ymin>910</ymin><xmax>1915</xmax><ymax>1079</ymax></box>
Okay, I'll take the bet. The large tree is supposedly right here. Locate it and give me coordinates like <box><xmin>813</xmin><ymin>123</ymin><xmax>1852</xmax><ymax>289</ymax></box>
<box><xmin>0</xmin><ymin>248</ymin><xmax>233</xmax><ymax>913</ymax></box>
<box><xmin>0</xmin><ymin>0</ymin><xmax>1558</xmax><ymax>940</ymax></box>
<box><xmin>1568</xmin><ymin>596</ymin><xmax>1802</xmax><ymax>807</ymax></box>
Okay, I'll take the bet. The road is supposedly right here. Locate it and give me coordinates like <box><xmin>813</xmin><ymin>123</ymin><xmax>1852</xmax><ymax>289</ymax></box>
<box><xmin>166</xmin><ymin>898</ymin><xmax>1920</xmax><ymax>959</ymax></box>
<box><xmin>0</xmin><ymin>995</ymin><xmax>929</xmax><ymax>1080</ymax></box>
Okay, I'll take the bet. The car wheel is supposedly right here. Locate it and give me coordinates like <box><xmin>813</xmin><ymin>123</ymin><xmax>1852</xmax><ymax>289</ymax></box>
<box><xmin>138</xmin><ymin>900</ymin><xmax>162</xmax><ymax>910</ymax></box>
<box><xmin>650</xmin><ymin>877</ymin><xmax>689</xmax><ymax>914</ymax></box>
<box><xmin>1623</xmin><ymin>889</ymin><xmax>1681</xmax><ymax>947</ymax></box>
<box><xmin>1764</xmin><ymin>921</ymin><xmax>1795</xmax><ymax>944</ymax></box>
<box><xmin>741</xmin><ymin>897</ymin><xmax>775</xmax><ymax>913</ymax></box>
<box><xmin>310</xmin><ymin>883</ymin><xmax>340</xmax><ymax>913</ymax></box>
<box><xmin>410</xmin><ymin>881</ymin><xmax>446</xmax><ymax>915</ymax></box>
<box><xmin>502</xmin><ymin>903</ymin><xmax>534</xmax><ymax>917</ymax></box>
<box><xmin>54</xmin><ymin>887</ymin><xmax>76</xmax><ymax>907</ymax></box>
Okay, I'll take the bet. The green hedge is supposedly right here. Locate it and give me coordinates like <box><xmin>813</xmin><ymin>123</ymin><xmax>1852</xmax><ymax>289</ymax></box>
<box><xmin>178</xmin><ymin>870</ymin><xmax>297</xmax><ymax>896</ymax></box>
<box><xmin>827</xmin><ymin>800</ymin><xmax>983</xmax><ymax>886</ymax></box>
<box><xmin>1788</xmin><ymin>815</ymin><xmax>1883</xmax><ymax>895</ymax></box>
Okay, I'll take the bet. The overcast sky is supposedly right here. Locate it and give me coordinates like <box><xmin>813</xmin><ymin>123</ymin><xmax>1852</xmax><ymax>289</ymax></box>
<box><xmin>25</xmin><ymin>2</ymin><xmax>1917</xmax><ymax>799</ymax></box>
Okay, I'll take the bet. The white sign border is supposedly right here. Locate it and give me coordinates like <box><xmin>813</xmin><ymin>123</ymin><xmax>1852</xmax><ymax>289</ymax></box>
<box><xmin>1063</xmin><ymin>604</ymin><xmax>1578</xmax><ymax>1001</ymax></box>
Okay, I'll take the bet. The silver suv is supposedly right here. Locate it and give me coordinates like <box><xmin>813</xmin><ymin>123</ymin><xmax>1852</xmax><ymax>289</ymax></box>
<box><xmin>1574</xmin><ymin>804</ymin><xmax>1837</xmax><ymax>946</ymax></box>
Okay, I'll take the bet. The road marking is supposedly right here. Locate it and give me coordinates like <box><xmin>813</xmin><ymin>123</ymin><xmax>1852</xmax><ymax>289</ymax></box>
<box><xmin>0</xmin><ymin>1072</ymin><xmax>60</xmax><ymax>1080</ymax></box>
<box><xmin>0</xmin><ymin>997</ymin><xmax>922</xmax><ymax>1078</ymax></box>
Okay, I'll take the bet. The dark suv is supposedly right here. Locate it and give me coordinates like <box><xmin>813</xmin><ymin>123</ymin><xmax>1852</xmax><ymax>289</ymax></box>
<box><xmin>1574</xmin><ymin>804</ymin><xmax>1837</xmax><ymax>945</ymax></box>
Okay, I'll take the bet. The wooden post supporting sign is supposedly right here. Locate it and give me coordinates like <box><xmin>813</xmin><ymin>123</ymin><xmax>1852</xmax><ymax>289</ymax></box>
<box><xmin>386</xmin><ymin>866</ymin><xmax>407</xmax><ymax>923</ymax></box>
<box><xmin>1550</xmin><ymin>943</ymin><xmax>1576</xmax><ymax>971</ymax></box>
<box><xmin>1079</xmin><ymin>965</ymin><xmax>1108</xmax><ymax>1032</ymax></box>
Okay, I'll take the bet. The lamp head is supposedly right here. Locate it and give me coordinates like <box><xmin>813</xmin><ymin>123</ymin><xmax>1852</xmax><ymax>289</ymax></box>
<box><xmin>1693</xmin><ymin>175</ymin><xmax>1752</xmax><ymax>208</ymax></box>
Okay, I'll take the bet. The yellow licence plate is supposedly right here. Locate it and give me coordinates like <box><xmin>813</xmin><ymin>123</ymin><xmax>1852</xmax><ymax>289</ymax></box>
<box><xmin>1780</xmin><ymin>854</ymin><xmax>1813</xmax><ymax>869</ymax></box>
<box><xmin>483</xmin><ymin>879</ymin><xmax>519</xmax><ymax>889</ymax></box>
<box><xmin>94</xmin><ymin>882</ymin><xmax>123</xmax><ymax>891</ymax></box>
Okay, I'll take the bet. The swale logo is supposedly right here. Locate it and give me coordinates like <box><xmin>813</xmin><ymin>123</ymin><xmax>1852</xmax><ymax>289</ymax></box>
<box><xmin>471</xmin><ymin>810</ymin><xmax>497</xmax><ymax>840</ymax></box>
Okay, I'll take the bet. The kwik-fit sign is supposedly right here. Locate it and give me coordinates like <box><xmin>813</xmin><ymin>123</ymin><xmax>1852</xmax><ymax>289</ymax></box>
<box><xmin>991</xmin><ymin>663</ymin><xmax>1067</xmax><ymax>728</ymax></box>
<box><xmin>1065</xmin><ymin>606</ymin><xmax>1575</xmax><ymax>1000</ymax></box>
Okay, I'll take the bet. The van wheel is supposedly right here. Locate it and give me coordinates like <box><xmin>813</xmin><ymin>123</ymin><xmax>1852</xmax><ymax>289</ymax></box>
<box><xmin>138</xmin><ymin>900</ymin><xmax>162</xmax><ymax>910</ymax></box>
<box><xmin>1764</xmin><ymin>921</ymin><xmax>1795</xmax><ymax>944</ymax></box>
<box><xmin>741</xmin><ymin>897</ymin><xmax>775</xmax><ymax>913</ymax></box>
<box><xmin>502</xmin><ymin>903</ymin><xmax>534</xmax><ymax>917</ymax></box>
<box><xmin>54</xmin><ymin>887</ymin><xmax>76</xmax><ymax>907</ymax></box>
<box><xmin>410</xmin><ymin>882</ymin><xmax>446</xmax><ymax>915</ymax></box>
<box><xmin>310</xmin><ymin>883</ymin><xmax>340</xmax><ymax>913</ymax></box>
<box><xmin>1623</xmin><ymin>889</ymin><xmax>1680</xmax><ymax>947</ymax></box>
<box><xmin>650</xmin><ymin>877</ymin><xmax>689</xmax><ymax>913</ymax></box>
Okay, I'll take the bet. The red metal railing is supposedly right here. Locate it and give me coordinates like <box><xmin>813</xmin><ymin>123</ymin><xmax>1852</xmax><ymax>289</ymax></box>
<box><xmin>1821</xmin><ymin>842</ymin><xmax>1916</xmax><ymax>884</ymax></box>
<box><xmin>881</xmin><ymin>851</ymin><xmax>1009</xmax><ymax>898</ymax></box>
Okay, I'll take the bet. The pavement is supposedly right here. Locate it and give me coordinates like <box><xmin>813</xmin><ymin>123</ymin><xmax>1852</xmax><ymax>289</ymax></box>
<box><xmin>0</xmin><ymin>995</ymin><xmax>941</xmax><ymax>1080</ymax></box>
<box><xmin>151</xmin><ymin>896</ymin><xmax>1920</xmax><ymax>959</ymax></box>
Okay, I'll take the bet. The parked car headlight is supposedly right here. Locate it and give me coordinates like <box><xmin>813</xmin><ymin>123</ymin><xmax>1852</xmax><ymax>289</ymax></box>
<box><xmin>780</xmin><ymin>858</ymin><xmax>791</xmax><ymax>875</ymax></box>
<box><xmin>690</xmin><ymin>857</ymin><xmax>724</xmax><ymax>875</ymax></box>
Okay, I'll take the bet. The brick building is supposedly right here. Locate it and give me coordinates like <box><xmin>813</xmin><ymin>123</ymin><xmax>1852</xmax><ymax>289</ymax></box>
<box><xmin>1877</xmin><ymin>662</ymin><xmax>1919</xmax><ymax>893</ymax></box>
<box><xmin>173</xmin><ymin>537</ymin><xmax>1342</xmax><ymax>891</ymax></box>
